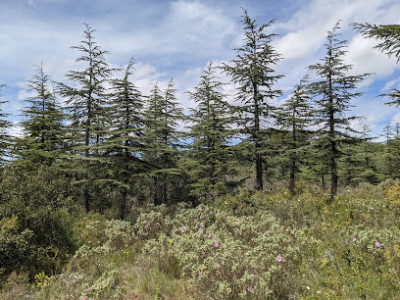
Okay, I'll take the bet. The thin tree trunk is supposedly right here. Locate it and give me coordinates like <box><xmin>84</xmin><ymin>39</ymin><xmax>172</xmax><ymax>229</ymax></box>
<box><xmin>119</xmin><ymin>187</ymin><xmax>127</xmax><ymax>220</ymax></box>
<box><xmin>289</xmin><ymin>159</ymin><xmax>296</xmax><ymax>195</ymax></box>
<box><xmin>321</xmin><ymin>175</ymin><xmax>326</xmax><ymax>190</ymax></box>
<box><xmin>83</xmin><ymin>183</ymin><xmax>90</xmax><ymax>212</ymax></box>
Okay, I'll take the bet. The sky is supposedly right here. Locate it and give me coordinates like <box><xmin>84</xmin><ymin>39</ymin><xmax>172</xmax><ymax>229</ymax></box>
<box><xmin>1</xmin><ymin>0</ymin><xmax>400</xmax><ymax>140</ymax></box>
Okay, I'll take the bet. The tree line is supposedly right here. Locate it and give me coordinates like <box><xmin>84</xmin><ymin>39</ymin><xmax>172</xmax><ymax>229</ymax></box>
<box><xmin>1</xmin><ymin>11</ymin><xmax>400</xmax><ymax>219</ymax></box>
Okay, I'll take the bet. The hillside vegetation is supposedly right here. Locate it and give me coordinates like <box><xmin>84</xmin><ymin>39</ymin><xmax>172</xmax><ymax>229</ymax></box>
<box><xmin>2</xmin><ymin>182</ymin><xmax>400</xmax><ymax>299</ymax></box>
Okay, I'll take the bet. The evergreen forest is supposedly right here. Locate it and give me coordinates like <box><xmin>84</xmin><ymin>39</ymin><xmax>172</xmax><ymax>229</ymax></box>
<box><xmin>2</xmin><ymin>11</ymin><xmax>400</xmax><ymax>299</ymax></box>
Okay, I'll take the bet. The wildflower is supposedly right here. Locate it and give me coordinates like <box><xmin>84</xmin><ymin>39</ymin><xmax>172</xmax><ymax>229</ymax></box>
<box><xmin>352</xmin><ymin>238</ymin><xmax>357</xmax><ymax>242</ymax></box>
<box><xmin>198</xmin><ymin>207</ymin><xmax>203</xmax><ymax>211</ymax></box>
<box><xmin>216</xmin><ymin>263</ymin><xmax>221</xmax><ymax>268</ymax></box>
<box><xmin>276</xmin><ymin>256</ymin><xmax>283</xmax><ymax>262</ymax></box>
<box><xmin>375</xmin><ymin>241</ymin><xmax>381</xmax><ymax>247</ymax></box>
<box><xmin>143</xmin><ymin>220</ymin><xmax>147</xmax><ymax>223</ymax></box>
<box><xmin>181</xmin><ymin>229</ymin><xmax>185</xmax><ymax>233</ymax></box>
<box><xmin>306</xmin><ymin>286</ymin><xmax>311</xmax><ymax>290</ymax></box>
<box><xmin>214</xmin><ymin>242</ymin><xmax>219</xmax><ymax>247</ymax></box>
<box><xmin>198</xmin><ymin>271</ymin><xmax>202</xmax><ymax>276</ymax></box>
<box><xmin>199</xmin><ymin>229</ymin><xmax>203</xmax><ymax>234</ymax></box>
<box><xmin>286</xmin><ymin>228</ymin><xmax>289</xmax><ymax>232</ymax></box>
<box><xmin>208</xmin><ymin>233</ymin><xmax>212</xmax><ymax>238</ymax></box>
<box><xmin>183</xmin><ymin>226</ymin><xmax>187</xmax><ymax>230</ymax></box>
<box><xmin>85</xmin><ymin>287</ymin><xmax>90</xmax><ymax>292</ymax></box>
<box><xmin>370</xmin><ymin>207</ymin><xmax>374</xmax><ymax>210</ymax></box>
<box><xmin>210</xmin><ymin>212</ymin><xmax>213</xmax><ymax>214</ymax></box>
<box><xmin>260</xmin><ymin>233</ymin><xmax>264</xmax><ymax>236</ymax></box>
<box><xmin>251</xmin><ymin>273</ymin><xmax>255</xmax><ymax>277</ymax></box>
<box><xmin>200</xmin><ymin>223</ymin><xmax>203</xmax><ymax>227</ymax></box>
<box><xmin>89</xmin><ymin>298</ymin><xmax>94</xmax><ymax>300</ymax></box>
<box><xmin>248</xmin><ymin>286</ymin><xmax>252</xmax><ymax>292</ymax></box>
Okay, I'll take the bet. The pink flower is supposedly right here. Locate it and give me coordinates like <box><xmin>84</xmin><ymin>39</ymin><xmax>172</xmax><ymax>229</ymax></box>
<box><xmin>352</xmin><ymin>238</ymin><xmax>357</xmax><ymax>242</ymax></box>
<box><xmin>199</xmin><ymin>229</ymin><xmax>203</xmax><ymax>234</ymax></box>
<box><xmin>375</xmin><ymin>241</ymin><xmax>381</xmax><ymax>247</ymax></box>
<box><xmin>210</xmin><ymin>212</ymin><xmax>213</xmax><ymax>214</ymax></box>
<box><xmin>248</xmin><ymin>286</ymin><xmax>252</xmax><ymax>292</ymax></box>
<box><xmin>89</xmin><ymin>298</ymin><xmax>94</xmax><ymax>300</ymax></box>
<box><xmin>370</xmin><ymin>207</ymin><xmax>374</xmax><ymax>210</ymax></box>
<box><xmin>208</xmin><ymin>233</ymin><xmax>212</xmax><ymax>238</ymax></box>
<box><xmin>198</xmin><ymin>271</ymin><xmax>202</xmax><ymax>275</ymax></box>
<box><xmin>214</xmin><ymin>242</ymin><xmax>219</xmax><ymax>247</ymax></box>
<box><xmin>198</xmin><ymin>207</ymin><xmax>203</xmax><ymax>211</ymax></box>
<box><xmin>276</xmin><ymin>256</ymin><xmax>283</xmax><ymax>262</ymax></box>
<box><xmin>251</xmin><ymin>273</ymin><xmax>255</xmax><ymax>277</ymax></box>
<box><xmin>286</xmin><ymin>228</ymin><xmax>289</xmax><ymax>232</ymax></box>
<box><xmin>181</xmin><ymin>229</ymin><xmax>185</xmax><ymax>233</ymax></box>
<box><xmin>79</xmin><ymin>297</ymin><xmax>86</xmax><ymax>300</ymax></box>
<box><xmin>85</xmin><ymin>287</ymin><xmax>90</xmax><ymax>292</ymax></box>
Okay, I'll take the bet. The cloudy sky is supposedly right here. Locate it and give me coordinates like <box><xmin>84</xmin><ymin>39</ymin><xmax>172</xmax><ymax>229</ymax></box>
<box><xmin>1</xmin><ymin>0</ymin><xmax>400</xmax><ymax>140</ymax></box>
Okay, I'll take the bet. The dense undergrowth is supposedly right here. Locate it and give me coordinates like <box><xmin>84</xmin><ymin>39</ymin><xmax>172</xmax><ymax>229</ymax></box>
<box><xmin>2</xmin><ymin>181</ymin><xmax>400</xmax><ymax>299</ymax></box>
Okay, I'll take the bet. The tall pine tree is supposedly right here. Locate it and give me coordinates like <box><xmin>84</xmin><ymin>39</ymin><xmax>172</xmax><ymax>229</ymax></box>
<box><xmin>16</xmin><ymin>63</ymin><xmax>65</xmax><ymax>167</ymax></box>
<box><xmin>187</xmin><ymin>62</ymin><xmax>235</xmax><ymax>199</ymax></box>
<box><xmin>309</xmin><ymin>22</ymin><xmax>369</xmax><ymax>203</ymax></box>
<box><xmin>59</xmin><ymin>23</ymin><xmax>113</xmax><ymax>212</ymax></box>
<box><xmin>223</xmin><ymin>9</ymin><xmax>283</xmax><ymax>190</ymax></box>
<box><xmin>278</xmin><ymin>77</ymin><xmax>313</xmax><ymax>195</ymax></box>
<box><xmin>143</xmin><ymin>80</ymin><xmax>183</xmax><ymax>205</ymax></box>
<box><xmin>101</xmin><ymin>59</ymin><xmax>144</xmax><ymax>219</ymax></box>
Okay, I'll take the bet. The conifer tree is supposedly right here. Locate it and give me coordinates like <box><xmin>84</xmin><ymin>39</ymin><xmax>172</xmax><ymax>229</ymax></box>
<box><xmin>59</xmin><ymin>23</ymin><xmax>113</xmax><ymax>212</ymax></box>
<box><xmin>278</xmin><ymin>77</ymin><xmax>313</xmax><ymax>195</ymax></box>
<box><xmin>223</xmin><ymin>9</ymin><xmax>283</xmax><ymax>190</ymax></box>
<box><xmin>354</xmin><ymin>24</ymin><xmax>400</xmax><ymax>106</ymax></box>
<box><xmin>101</xmin><ymin>59</ymin><xmax>144</xmax><ymax>219</ymax></box>
<box><xmin>187</xmin><ymin>62</ymin><xmax>235</xmax><ymax>199</ymax></box>
<box><xmin>0</xmin><ymin>85</ymin><xmax>11</xmax><ymax>165</ymax></box>
<box><xmin>143</xmin><ymin>80</ymin><xmax>183</xmax><ymax>205</ymax></box>
<box><xmin>309</xmin><ymin>22</ymin><xmax>369</xmax><ymax>202</ymax></box>
<box><xmin>16</xmin><ymin>63</ymin><xmax>65</xmax><ymax>167</ymax></box>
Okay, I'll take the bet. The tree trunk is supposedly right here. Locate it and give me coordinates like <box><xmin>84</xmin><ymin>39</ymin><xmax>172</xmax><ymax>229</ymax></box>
<box><xmin>321</xmin><ymin>175</ymin><xmax>326</xmax><ymax>190</ymax></box>
<box><xmin>83</xmin><ymin>183</ymin><xmax>90</xmax><ymax>212</ymax></box>
<box><xmin>255</xmin><ymin>150</ymin><xmax>263</xmax><ymax>190</ymax></box>
<box><xmin>329</xmin><ymin>154</ymin><xmax>338</xmax><ymax>203</ymax></box>
<box><xmin>289</xmin><ymin>159</ymin><xmax>295</xmax><ymax>195</ymax></box>
<box><xmin>118</xmin><ymin>187</ymin><xmax>127</xmax><ymax>220</ymax></box>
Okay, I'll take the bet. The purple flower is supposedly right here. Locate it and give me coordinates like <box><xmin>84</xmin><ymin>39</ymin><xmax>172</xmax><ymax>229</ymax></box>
<box><xmin>251</xmin><ymin>273</ymin><xmax>255</xmax><ymax>277</ymax></box>
<box><xmin>198</xmin><ymin>207</ymin><xmax>203</xmax><ymax>211</ymax></box>
<box><xmin>276</xmin><ymin>256</ymin><xmax>283</xmax><ymax>262</ymax></box>
<box><xmin>85</xmin><ymin>287</ymin><xmax>90</xmax><ymax>292</ymax></box>
<box><xmin>248</xmin><ymin>286</ymin><xmax>252</xmax><ymax>292</ymax></box>
<box><xmin>199</xmin><ymin>229</ymin><xmax>203</xmax><ymax>234</ymax></box>
<box><xmin>375</xmin><ymin>241</ymin><xmax>381</xmax><ymax>247</ymax></box>
<box><xmin>214</xmin><ymin>242</ymin><xmax>219</xmax><ymax>247</ymax></box>
<box><xmin>370</xmin><ymin>207</ymin><xmax>374</xmax><ymax>210</ymax></box>
<box><xmin>352</xmin><ymin>237</ymin><xmax>357</xmax><ymax>242</ymax></box>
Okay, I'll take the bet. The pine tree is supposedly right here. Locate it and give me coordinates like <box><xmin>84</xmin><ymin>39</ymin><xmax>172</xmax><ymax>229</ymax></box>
<box><xmin>143</xmin><ymin>80</ymin><xmax>183</xmax><ymax>205</ymax></box>
<box><xmin>278</xmin><ymin>77</ymin><xmax>313</xmax><ymax>195</ymax></box>
<box><xmin>354</xmin><ymin>24</ymin><xmax>400</xmax><ymax>105</ymax></box>
<box><xmin>0</xmin><ymin>85</ymin><xmax>11</xmax><ymax>165</ymax></box>
<box><xmin>100</xmin><ymin>59</ymin><xmax>144</xmax><ymax>219</ymax></box>
<box><xmin>15</xmin><ymin>63</ymin><xmax>65</xmax><ymax>167</ymax></box>
<box><xmin>59</xmin><ymin>23</ymin><xmax>113</xmax><ymax>212</ymax></box>
<box><xmin>187</xmin><ymin>62</ymin><xmax>235</xmax><ymax>199</ymax></box>
<box><xmin>309</xmin><ymin>22</ymin><xmax>369</xmax><ymax>203</ymax></box>
<box><xmin>223</xmin><ymin>9</ymin><xmax>283</xmax><ymax>190</ymax></box>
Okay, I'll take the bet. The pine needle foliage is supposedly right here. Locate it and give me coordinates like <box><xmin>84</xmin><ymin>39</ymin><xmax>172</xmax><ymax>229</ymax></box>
<box><xmin>187</xmin><ymin>62</ymin><xmax>236</xmax><ymax>199</ymax></box>
<box><xmin>223</xmin><ymin>9</ymin><xmax>283</xmax><ymax>190</ymax></box>
<box><xmin>309</xmin><ymin>22</ymin><xmax>369</xmax><ymax>202</ymax></box>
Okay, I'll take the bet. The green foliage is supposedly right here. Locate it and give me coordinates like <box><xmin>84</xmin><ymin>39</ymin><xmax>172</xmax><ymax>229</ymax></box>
<box><xmin>223</xmin><ymin>9</ymin><xmax>283</xmax><ymax>190</ymax></box>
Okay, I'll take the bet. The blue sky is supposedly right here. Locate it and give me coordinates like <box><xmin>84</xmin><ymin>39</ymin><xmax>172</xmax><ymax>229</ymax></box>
<box><xmin>1</xmin><ymin>0</ymin><xmax>400</xmax><ymax>140</ymax></box>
